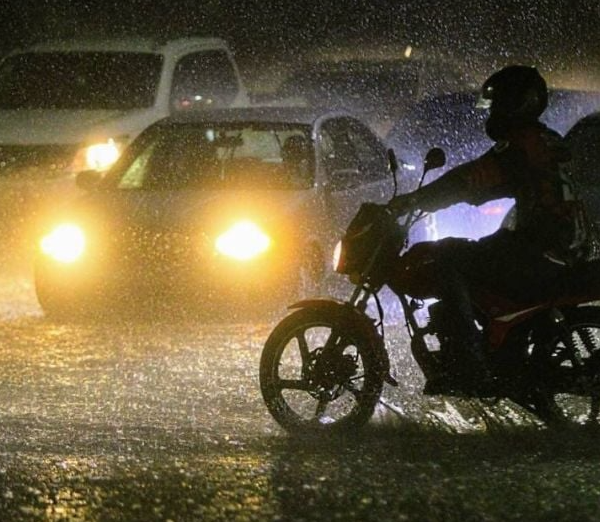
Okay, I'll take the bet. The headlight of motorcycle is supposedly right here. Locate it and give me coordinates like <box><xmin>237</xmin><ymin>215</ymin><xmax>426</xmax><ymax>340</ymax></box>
<box><xmin>215</xmin><ymin>220</ymin><xmax>271</xmax><ymax>261</ymax></box>
<box><xmin>333</xmin><ymin>240</ymin><xmax>345</xmax><ymax>272</ymax></box>
<box><xmin>40</xmin><ymin>223</ymin><xmax>86</xmax><ymax>263</ymax></box>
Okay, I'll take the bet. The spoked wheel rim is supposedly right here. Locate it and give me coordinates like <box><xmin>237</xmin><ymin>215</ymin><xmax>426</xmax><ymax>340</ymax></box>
<box><xmin>260</xmin><ymin>313</ymin><xmax>382</xmax><ymax>434</ymax></box>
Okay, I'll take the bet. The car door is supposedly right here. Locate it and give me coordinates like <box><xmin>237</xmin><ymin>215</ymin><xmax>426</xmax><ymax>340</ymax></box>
<box><xmin>319</xmin><ymin>117</ymin><xmax>392</xmax><ymax>235</ymax></box>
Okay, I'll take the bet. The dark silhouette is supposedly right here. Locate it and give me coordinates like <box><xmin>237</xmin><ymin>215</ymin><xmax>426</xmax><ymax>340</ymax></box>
<box><xmin>389</xmin><ymin>65</ymin><xmax>595</xmax><ymax>389</ymax></box>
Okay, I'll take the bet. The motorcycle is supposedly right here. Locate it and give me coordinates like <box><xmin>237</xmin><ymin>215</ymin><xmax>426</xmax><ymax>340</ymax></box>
<box><xmin>259</xmin><ymin>148</ymin><xmax>600</xmax><ymax>435</ymax></box>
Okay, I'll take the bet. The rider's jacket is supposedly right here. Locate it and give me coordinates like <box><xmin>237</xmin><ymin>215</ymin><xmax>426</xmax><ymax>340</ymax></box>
<box><xmin>405</xmin><ymin>122</ymin><xmax>592</xmax><ymax>264</ymax></box>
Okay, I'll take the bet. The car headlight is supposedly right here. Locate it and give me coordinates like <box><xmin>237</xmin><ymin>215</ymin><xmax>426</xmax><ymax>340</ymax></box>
<box><xmin>215</xmin><ymin>220</ymin><xmax>271</xmax><ymax>261</ymax></box>
<box><xmin>333</xmin><ymin>240</ymin><xmax>345</xmax><ymax>272</ymax></box>
<box><xmin>40</xmin><ymin>224</ymin><xmax>86</xmax><ymax>263</ymax></box>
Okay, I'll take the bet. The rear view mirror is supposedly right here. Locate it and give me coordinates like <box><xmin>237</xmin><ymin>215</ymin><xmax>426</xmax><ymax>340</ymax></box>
<box><xmin>387</xmin><ymin>148</ymin><xmax>399</xmax><ymax>174</ymax></box>
<box><xmin>424</xmin><ymin>147</ymin><xmax>446</xmax><ymax>172</ymax></box>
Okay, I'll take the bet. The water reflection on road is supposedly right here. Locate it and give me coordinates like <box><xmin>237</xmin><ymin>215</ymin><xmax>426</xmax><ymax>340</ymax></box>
<box><xmin>0</xmin><ymin>274</ymin><xmax>599</xmax><ymax>521</ymax></box>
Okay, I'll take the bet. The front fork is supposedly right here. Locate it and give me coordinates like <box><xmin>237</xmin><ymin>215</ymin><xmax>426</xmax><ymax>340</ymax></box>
<box><xmin>347</xmin><ymin>284</ymin><xmax>372</xmax><ymax>313</ymax></box>
<box><xmin>349</xmin><ymin>286</ymin><xmax>441</xmax><ymax>384</ymax></box>
<box><xmin>397</xmin><ymin>293</ymin><xmax>442</xmax><ymax>381</ymax></box>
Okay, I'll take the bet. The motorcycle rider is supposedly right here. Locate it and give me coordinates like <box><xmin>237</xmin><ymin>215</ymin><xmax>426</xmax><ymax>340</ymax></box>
<box><xmin>388</xmin><ymin>65</ymin><xmax>593</xmax><ymax>390</ymax></box>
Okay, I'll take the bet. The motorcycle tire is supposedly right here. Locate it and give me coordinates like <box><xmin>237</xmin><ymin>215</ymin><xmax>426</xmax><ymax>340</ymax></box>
<box><xmin>527</xmin><ymin>306</ymin><xmax>600</xmax><ymax>426</ymax></box>
<box><xmin>260</xmin><ymin>306</ymin><xmax>385</xmax><ymax>436</ymax></box>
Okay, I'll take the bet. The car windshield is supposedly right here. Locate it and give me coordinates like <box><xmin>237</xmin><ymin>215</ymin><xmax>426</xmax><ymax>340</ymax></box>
<box><xmin>0</xmin><ymin>52</ymin><xmax>163</xmax><ymax>110</ymax></box>
<box><xmin>114</xmin><ymin>122</ymin><xmax>315</xmax><ymax>190</ymax></box>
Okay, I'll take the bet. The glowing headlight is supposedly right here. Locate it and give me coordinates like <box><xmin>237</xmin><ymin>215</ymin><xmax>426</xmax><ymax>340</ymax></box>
<box><xmin>85</xmin><ymin>139</ymin><xmax>121</xmax><ymax>171</ymax></box>
<box><xmin>333</xmin><ymin>240</ymin><xmax>344</xmax><ymax>272</ymax></box>
<box><xmin>215</xmin><ymin>220</ymin><xmax>271</xmax><ymax>261</ymax></box>
<box><xmin>40</xmin><ymin>224</ymin><xmax>86</xmax><ymax>263</ymax></box>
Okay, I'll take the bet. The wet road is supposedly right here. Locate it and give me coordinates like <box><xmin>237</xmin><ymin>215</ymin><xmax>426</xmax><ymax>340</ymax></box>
<box><xmin>0</xmin><ymin>268</ymin><xmax>600</xmax><ymax>521</ymax></box>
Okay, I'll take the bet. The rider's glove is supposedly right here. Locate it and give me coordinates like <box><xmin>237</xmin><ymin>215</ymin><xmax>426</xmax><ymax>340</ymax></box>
<box><xmin>388</xmin><ymin>193</ymin><xmax>416</xmax><ymax>216</ymax></box>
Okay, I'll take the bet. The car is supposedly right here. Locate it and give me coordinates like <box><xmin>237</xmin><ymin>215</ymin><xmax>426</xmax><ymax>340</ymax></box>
<box><xmin>0</xmin><ymin>37</ymin><xmax>248</xmax><ymax>178</ymax></box>
<box><xmin>0</xmin><ymin>37</ymin><xmax>250</xmax><ymax>263</ymax></box>
<box><xmin>386</xmin><ymin>88</ymin><xmax>600</xmax><ymax>241</ymax></box>
<box><xmin>33</xmin><ymin>107</ymin><xmax>391</xmax><ymax>318</ymax></box>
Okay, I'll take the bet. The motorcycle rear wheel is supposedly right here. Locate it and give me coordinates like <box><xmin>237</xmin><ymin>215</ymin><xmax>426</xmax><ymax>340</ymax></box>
<box><xmin>260</xmin><ymin>307</ymin><xmax>384</xmax><ymax>436</ymax></box>
<box><xmin>528</xmin><ymin>306</ymin><xmax>600</xmax><ymax>426</ymax></box>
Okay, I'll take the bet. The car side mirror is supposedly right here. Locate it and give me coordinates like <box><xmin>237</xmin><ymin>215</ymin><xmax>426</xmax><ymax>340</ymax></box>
<box><xmin>76</xmin><ymin>169</ymin><xmax>103</xmax><ymax>191</ymax></box>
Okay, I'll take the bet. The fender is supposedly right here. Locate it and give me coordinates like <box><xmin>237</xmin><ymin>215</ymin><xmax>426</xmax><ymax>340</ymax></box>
<box><xmin>288</xmin><ymin>297</ymin><xmax>397</xmax><ymax>386</ymax></box>
<box><xmin>288</xmin><ymin>296</ymin><xmax>349</xmax><ymax>311</ymax></box>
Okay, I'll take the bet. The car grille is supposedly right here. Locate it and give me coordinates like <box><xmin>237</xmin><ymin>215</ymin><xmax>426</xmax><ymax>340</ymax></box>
<box><xmin>0</xmin><ymin>144</ymin><xmax>79</xmax><ymax>176</ymax></box>
<box><xmin>119</xmin><ymin>228</ymin><xmax>196</xmax><ymax>266</ymax></box>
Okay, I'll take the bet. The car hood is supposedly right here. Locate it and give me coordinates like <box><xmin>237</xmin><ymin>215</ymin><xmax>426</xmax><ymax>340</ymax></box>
<box><xmin>50</xmin><ymin>188</ymin><xmax>317</xmax><ymax>238</ymax></box>
<box><xmin>0</xmin><ymin>108</ymin><xmax>158</xmax><ymax>145</ymax></box>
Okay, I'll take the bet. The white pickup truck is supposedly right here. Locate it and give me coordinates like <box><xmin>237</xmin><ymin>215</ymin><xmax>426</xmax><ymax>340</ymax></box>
<box><xmin>0</xmin><ymin>36</ymin><xmax>249</xmax><ymax>177</ymax></box>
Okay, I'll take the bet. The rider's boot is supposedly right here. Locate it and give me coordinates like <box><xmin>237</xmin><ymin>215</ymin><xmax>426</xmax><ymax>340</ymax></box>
<box><xmin>463</xmin><ymin>331</ymin><xmax>495</xmax><ymax>393</ymax></box>
<box><xmin>424</xmin><ymin>261</ymin><xmax>496</xmax><ymax>394</ymax></box>
<box><xmin>423</xmin><ymin>331</ymin><xmax>494</xmax><ymax>395</ymax></box>
<box><xmin>446</xmin><ymin>275</ymin><xmax>495</xmax><ymax>393</ymax></box>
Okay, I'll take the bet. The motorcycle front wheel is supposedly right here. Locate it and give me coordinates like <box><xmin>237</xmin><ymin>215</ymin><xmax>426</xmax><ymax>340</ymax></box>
<box><xmin>260</xmin><ymin>307</ymin><xmax>384</xmax><ymax>436</ymax></box>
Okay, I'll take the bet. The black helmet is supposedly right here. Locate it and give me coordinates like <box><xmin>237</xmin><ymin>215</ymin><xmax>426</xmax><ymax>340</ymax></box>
<box><xmin>479</xmin><ymin>65</ymin><xmax>548</xmax><ymax>139</ymax></box>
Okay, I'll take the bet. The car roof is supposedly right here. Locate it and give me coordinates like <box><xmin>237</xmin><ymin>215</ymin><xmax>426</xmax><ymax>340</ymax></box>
<box><xmin>8</xmin><ymin>37</ymin><xmax>230</xmax><ymax>55</ymax></box>
<box><xmin>163</xmin><ymin>106</ymin><xmax>355</xmax><ymax>127</ymax></box>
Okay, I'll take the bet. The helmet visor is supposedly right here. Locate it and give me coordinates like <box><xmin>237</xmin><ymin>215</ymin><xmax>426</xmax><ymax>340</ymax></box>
<box><xmin>476</xmin><ymin>93</ymin><xmax>492</xmax><ymax>109</ymax></box>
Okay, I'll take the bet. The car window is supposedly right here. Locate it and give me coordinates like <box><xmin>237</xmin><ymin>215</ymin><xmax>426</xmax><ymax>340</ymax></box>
<box><xmin>171</xmin><ymin>51</ymin><xmax>239</xmax><ymax>109</ymax></box>
<box><xmin>0</xmin><ymin>52</ymin><xmax>163</xmax><ymax>110</ymax></box>
<box><xmin>321</xmin><ymin>118</ymin><xmax>384</xmax><ymax>189</ymax></box>
<box><xmin>116</xmin><ymin>123</ymin><xmax>314</xmax><ymax>190</ymax></box>
<box><xmin>320</xmin><ymin>119</ymin><xmax>360</xmax><ymax>189</ymax></box>
<box><xmin>117</xmin><ymin>141</ymin><xmax>158</xmax><ymax>189</ymax></box>
<box><xmin>346</xmin><ymin>120</ymin><xmax>387</xmax><ymax>182</ymax></box>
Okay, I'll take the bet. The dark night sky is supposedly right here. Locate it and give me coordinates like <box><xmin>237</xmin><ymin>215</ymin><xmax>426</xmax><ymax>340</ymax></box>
<box><xmin>0</xmin><ymin>1</ymin><xmax>599</xmax><ymax>87</ymax></box>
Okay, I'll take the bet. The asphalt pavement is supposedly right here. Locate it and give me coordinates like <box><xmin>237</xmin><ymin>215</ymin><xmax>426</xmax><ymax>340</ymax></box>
<box><xmin>0</xmin><ymin>256</ymin><xmax>599</xmax><ymax>521</ymax></box>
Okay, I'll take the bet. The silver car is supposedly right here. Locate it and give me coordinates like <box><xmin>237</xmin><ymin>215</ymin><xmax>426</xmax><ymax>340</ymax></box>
<box><xmin>34</xmin><ymin>107</ymin><xmax>392</xmax><ymax>318</ymax></box>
